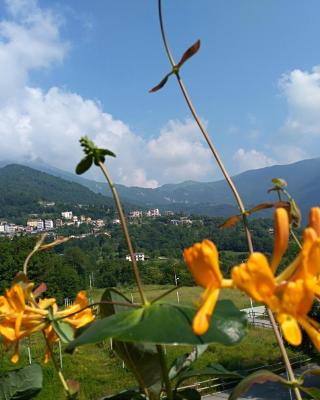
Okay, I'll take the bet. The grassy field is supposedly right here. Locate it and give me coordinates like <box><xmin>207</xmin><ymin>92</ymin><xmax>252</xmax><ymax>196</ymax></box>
<box><xmin>0</xmin><ymin>285</ymin><xmax>300</xmax><ymax>399</ymax></box>
<box><xmin>91</xmin><ymin>284</ymin><xmax>254</xmax><ymax>309</ymax></box>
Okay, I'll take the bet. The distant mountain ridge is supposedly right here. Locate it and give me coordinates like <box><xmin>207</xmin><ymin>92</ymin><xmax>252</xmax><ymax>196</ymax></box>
<box><xmin>0</xmin><ymin>158</ymin><xmax>319</xmax><ymax>219</ymax></box>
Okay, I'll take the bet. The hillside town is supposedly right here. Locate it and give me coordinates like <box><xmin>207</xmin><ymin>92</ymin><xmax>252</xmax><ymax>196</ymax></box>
<box><xmin>0</xmin><ymin>207</ymin><xmax>196</xmax><ymax>237</ymax></box>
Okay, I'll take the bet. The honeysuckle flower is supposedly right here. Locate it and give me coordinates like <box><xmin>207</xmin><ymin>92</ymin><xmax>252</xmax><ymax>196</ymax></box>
<box><xmin>0</xmin><ymin>283</ymin><xmax>94</xmax><ymax>363</ymax></box>
<box><xmin>184</xmin><ymin>239</ymin><xmax>231</xmax><ymax>335</ymax></box>
<box><xmin>232</xmin><ymin>207</ymin><xmax>320</xmax><ymax>349</ymax></box>
<box><xmin>271</xmin><ymin>207</ymin><xmax>289</xmax><ymax>272</ymax></box>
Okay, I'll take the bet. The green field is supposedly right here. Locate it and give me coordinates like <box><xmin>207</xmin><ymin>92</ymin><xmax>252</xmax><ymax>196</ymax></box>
<box><xmin>0</xmin><ymin>285</ymin><xmax>299</xmax><ymax>400</ymax></box>
<box><xmin>92</xmin><ymin>284</ymin><xmax>253</xmax><ymax>309</ymax></box>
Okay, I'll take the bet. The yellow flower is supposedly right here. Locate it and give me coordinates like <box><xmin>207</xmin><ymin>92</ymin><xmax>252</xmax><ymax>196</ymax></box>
<box><xmin>271</xmin><ymin>207</ymin><xmax>289</xmax><ymax>272</ymax></box>
<box><xmin>55</xmin><ymin>291</ymin><xmax>95</xmax><ymax>330</ymax></box>
<box><xmin>184</xmin><ymin>240</ymin><xmax>227</xmax><ymax>335</ymax></box>
<box><xmin>231</xmin><ymin>253</ymin><xmax>278</xmax><ymax>308</ymax></box>
<box><xmin>0</xmin><ymin>284</ymin><xmax>50</xmax><ymax>362</ymax></box>
<box><xmin>0</xmin><ymin>283</ymin><xmax>94</xmax><ymax>363</ymax></box>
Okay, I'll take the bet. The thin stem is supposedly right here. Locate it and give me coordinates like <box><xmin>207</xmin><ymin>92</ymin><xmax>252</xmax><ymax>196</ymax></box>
<box><xmin>157</xmin><ymin>2</ymin><xmax>301</xmax><ymax>399</ymax></box>
<box><xmin>23</xmin><ymin>234</ymin><xmax>46</xmax><ymax>275</ymax></box>
<box><xmin>267</xmin><ymin>310</ymin><xmax>302</xmax><ymax>400</ymax></box>
<box><xmin>151</xmin><ymin>285</ymin><xmax>182</xmax><ymax>304</ymax></box>
<box><xmin>98</xmin><ymin>161</ymin><xmax>148</xmax><ymax>306</ymax></box>
<box><xmin>54</xmin><ymin>300</ymin><xmax>140</xmax><ymax>321</ymax></box>
<box><xmin>42</xmin><ymin>332</ymin><xmax>70</xmax><ymax>395</ymax></box>
<box><xmin>156</xmin><ymin>344</ymin><xmax>173</xmax><ymax>400</ymax></box>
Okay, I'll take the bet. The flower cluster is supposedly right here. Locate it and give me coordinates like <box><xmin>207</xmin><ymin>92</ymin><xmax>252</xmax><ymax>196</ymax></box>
<box><xmin>0</xmin><ymin>282</ymin><xmax>94</xmax><ymax>363</ymax></box>
<box><xmin>184</xmin><ymin>207</ymin><xmax>320</xmax><ymax>349</ymax></box>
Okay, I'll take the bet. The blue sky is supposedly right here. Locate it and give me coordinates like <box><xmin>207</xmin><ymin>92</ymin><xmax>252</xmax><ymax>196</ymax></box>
<box><xmin>0</xmin><ymin>0</ymin><xmax>320</xmax><ymax>187</ymax></box>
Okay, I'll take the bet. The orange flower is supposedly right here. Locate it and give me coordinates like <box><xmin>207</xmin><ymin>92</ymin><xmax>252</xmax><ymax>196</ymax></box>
<box><xmin>232</xmin><ymin>207</ymin><xmax>320</xmax><ymax>349</ymax></box>
<box><xmin>0</xmin><ymin>283</ymin><xmax>94</xmax><ymax>363</ymax></box>
<box><xmin>184</xmin><ymin>240</ymin><xmax>230</xmax><ymax>335</ymax></box>
<box><xmin>271</xmin><ymin>207</ymin><xmax>289</xmax><ymax>272</ymax></box>
<box><xmin>55</xmin><ymin>291</ymin><xmax>95</xmax><ymax>330</ymax></box>
<box><xmin>0</xmin><ymin>284</ymin><xmax>52</xmax><ymax>362</ymax></box>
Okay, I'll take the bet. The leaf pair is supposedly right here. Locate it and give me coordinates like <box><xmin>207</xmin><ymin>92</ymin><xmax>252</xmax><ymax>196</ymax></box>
<box><xmin>149</xmin><ymin>40</ymin><xmax>200</xmax><ymax>93</ymax></box>
<box><xmin>219</xmin><ymin>201</ymin><xmax>288</xmax><ymax>229</ymax></box>
<box><xmin>76</xmin><ymin>136</ymin><xmax>116</xmax><ymax>175</ymax></box>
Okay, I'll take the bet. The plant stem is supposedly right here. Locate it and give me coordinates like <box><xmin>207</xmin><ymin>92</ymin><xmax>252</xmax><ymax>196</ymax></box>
<box><xmin>157</xmin><ymin>2</ymin><xmax>302</xmax><ymax>398</ymax></box>
<box><xmin>156</xmin><ymin>344</ymin><xmax>173</xmax><ymax>400</ymax></box>
<box><xmin>23</xmin><ymin>234</ymin><xmax>46</xmax><ymax>275</ymax></box>
<box><xmin>43</xmin><ymin>332</ymin><xmax>70</xmax><ymax>395</ymax></box>
<box><xmin>98</xmin><ymin>161</ymin><xmax>148</xmax><ymax>306</ymax></box>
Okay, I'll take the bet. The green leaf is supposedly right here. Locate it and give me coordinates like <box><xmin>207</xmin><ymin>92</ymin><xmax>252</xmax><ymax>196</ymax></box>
<box><xmin>229</xmin><ymin>370</ymin><xmax>287</xmax><ymax>400</ymax></box>
<box><xmin>0</xmin><ymin>363</ymin><xmax>43</xmax><ymax>400</ymax></box>
<box><xmin>100</xmin><ymin>389</ymin><xmax>145</xmax><ymax>400</ymax></box>
<box><xmin>168</xmin><ymin>345</ymin><xmax>208</xmax><ymax>380</ymax></box>
<box><xmin>51</xmin><ymin>319</ymin><xmax>74</xmax><ymax>344</ymax></box>
<box><xmin>75</xmin><ymin>155</ymin><xmax>93</xmax><ymax>175</ymax></box>
<box><xmin>176</xmin><ymin>363</ymin><xmax>241</xmax><ymax>388</ymax></box>
<box><xmin>174</xmin><ymin>388</ymin><xmax>201</xmax><ymax>400</ymax></box>
<box><xmin>272</xmin><ymin>178</ymin><xmax>287</xmax><ymax>188</ymax></box>
<box><xmin>100</xmin><ymin>288</ymin><xmax>164</xmax><ymax>397</ymax></box>
<box><xmin>99</xmin><ymin>149</ymin><xmax>116</xmax><ymax>158</ymax></box>
<box><xmin>66</xmin><ymin>300</ymin><xmax>247</xmax><ymax>351</ymax></box>
<box><xmin>299</xmin><ymin>386</ymin><xmax>320</xmax><ymax>399</ymax></box>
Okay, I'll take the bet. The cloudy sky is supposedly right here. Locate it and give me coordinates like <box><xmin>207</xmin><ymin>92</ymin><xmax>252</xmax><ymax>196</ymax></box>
<box><xmin>0</xmin><ymin>0</ymin><xmax>319</xmax><ymax>187</ymax></box>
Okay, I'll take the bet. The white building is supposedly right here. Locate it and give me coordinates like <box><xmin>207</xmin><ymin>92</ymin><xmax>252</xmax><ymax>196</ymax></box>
<box><xmin>112</xmin><ymin>218</ymin><xmax>121</xmax><ymax>224</ymax></box>
<box><xmin>61</xmin><ymin>211</ymin><xmax>73</xmax><ymax>220</ymax></box>
<box><xmin>146</xmin><ymin>209</ymin><xmax>161</xmax><ymax>217</ymax></box>
<box><xmin>129</xmin><ymin>210</ymin><xmax>143</xmax><ymax>218</ymax></box>
<box><xmin>27</xmin><ymin>219</ymin><xmax>38</xmax><ymax>228</ymax></box>
<box><xmin>44</xmin><ymin>220</ymin><xmax>54</xmax><ymax>230</ymax></box>
<box><xmin>163</xmin><ymin>210</ymin><xmax>175</xmax><ymax>216</ymax></box>
<box><xmin>6</xmin><ymin>224</ymin><xmax>17</xmax><ymax>234</ymax></box>
<box><xmin>37</xmin><ymin>220</ymin><xmax>44</xmax><ymax>231</ymax></box>
<box><xmin>126</xmin><ymin>253</ymin><xmax>145</xmax><ymax>262</ymax></box>
<box><xmin>0</xmin><ymin>224</ymin><xmax>6</xmax><ymax>233</ymax></box>
<box><xmin>95</xmin><ymin>219</ymin><xmax>105</xmax><ymax>227</ymax></box>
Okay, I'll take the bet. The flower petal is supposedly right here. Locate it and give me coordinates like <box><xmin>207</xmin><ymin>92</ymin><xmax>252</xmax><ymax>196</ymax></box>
<box><xmin>271</xmin><ymin>208</ymin><xmax>289</xmax><ymax>272</ymax></box>
<box><xmin>184</xmin><ymin>240</ymin><xmax>222</xmax><ymax>288</ymax></box>
<box><xmin>192</xmin><ymin>288</ymin><xmax>219</xmax><ymax>335</ymax></box>
<box><xmin>277</xmin><ymin>313</ymin><xmax>302</xmax><ymax>346</ymax></box>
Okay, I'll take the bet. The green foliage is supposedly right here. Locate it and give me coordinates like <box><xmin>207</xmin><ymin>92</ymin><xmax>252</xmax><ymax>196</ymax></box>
<box><xmin>76</xmin><ymin>136</ymin><xmax>116</xmax><ymax>175</ymax></box>
<box><xmin>0</xmin><ymin>363</ymin><xmax>42</xmax><ymax>400</ymax></box>
<box><xmin>0</xmin><ymin>164</ymin><xmax>111</xmax><ymax>220</ymax></box>
<box><xmin>100</xmin><ymin>289</ymin><xmax>164</xmax><ymax>398</ymax></box>
<box><xmin>67</xmin><ymin>300</ymin><xmax>247</xmax><ymax>351</ymax></box>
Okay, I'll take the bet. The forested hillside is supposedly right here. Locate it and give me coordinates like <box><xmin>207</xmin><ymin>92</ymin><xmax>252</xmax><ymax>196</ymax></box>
<box><xmin>0</xmin><ymin>216</ymin><xmax>299</xmax><ymax>301</ymax></box>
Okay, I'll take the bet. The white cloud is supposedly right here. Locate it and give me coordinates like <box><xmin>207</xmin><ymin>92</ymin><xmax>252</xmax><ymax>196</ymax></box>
<box><xmin>0</xmin><ymin>0</ymin><xmax>67</xmax><ymax>104</ymax></box>
<box><xmin>271</xmin><ymin>144</ymin><xmax>308</xmax><ymax>165</ymax></box>
<box><xmin>0</xmin><ymin>0</ymin><xmax>217</xmax><ymax>188</ymax></box>
<box><xmin>146</xmin><ymin>119</ymin><xmax>213</xmax><ymax>182</ymax></box>
<box><xmin>280</xmin><ymin>66</ymin><xmax>320</xmax><ymax>135</ymax></box>
<box><xmin>233</xmin><ymin>148</ymin><xmax>275</xmax><ymax>173</ymax></box>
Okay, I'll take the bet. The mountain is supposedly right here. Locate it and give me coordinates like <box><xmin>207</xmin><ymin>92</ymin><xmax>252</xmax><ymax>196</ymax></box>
<box><xmin>0</xmin><ymin>164</ymin><xmax>118</xmax><ymax>220</ymax></box>
<box><xmin>0</xmin><ymin>158</ymin><xmax>319</xmax><ymax>220</ymax></box>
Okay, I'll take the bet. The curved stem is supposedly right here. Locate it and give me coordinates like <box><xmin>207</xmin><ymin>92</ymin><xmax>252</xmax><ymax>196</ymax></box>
<box><xmin>42</xmin><ymin>332</ymin><xmax>70</xmax><ymax>395</ymax></box>
<box><xmin>23</xmin><ymin>234</ymin><xmax>46</xmax><ymax>275</ymax></box>
<box><xmin>98</xmin><ymin>161</ymin><xmax>148</xmax><ymax>306</ymax></box>
<box><xmin>157</xmin><ymin>2</ymin><xmax>301</xmax><ymax>399</ymax></box>
<box><xmin>156</xmin><ymin>344</ymin><xmax>173</xmax><ymax>400</ymax></box>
